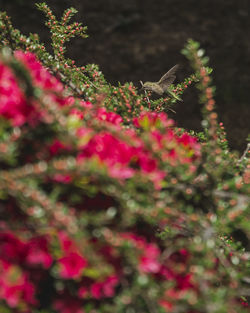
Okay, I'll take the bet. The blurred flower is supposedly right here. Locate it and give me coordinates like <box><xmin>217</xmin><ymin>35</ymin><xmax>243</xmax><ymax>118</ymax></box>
<box><xmin>26</xmin><ymin>236</ymin><xmax>53</xmax><ymax>269</ymax></box>
<box><xmin>96</xmin><ymin>107</ymin><xmax>123</xmax><ymax>126</ymax></box>
<box><xmin>58</xmin><ymin>252</ymin><xmax>87</xmax><ymax>279</ymax></box>
<box><xmin>0</xmin><ymin>260</ymin><xmax>37</xmax><ymax>308</ymax></box>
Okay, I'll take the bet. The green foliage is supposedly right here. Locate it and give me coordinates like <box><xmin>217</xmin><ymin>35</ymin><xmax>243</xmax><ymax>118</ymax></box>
<box><xmin>0</xmin><ymin>4</ymin><xmax>200</xmax><ymax>123</ymax></box>
<box><xmin>0</xmin><ymin>3</ymin><xmax>249</xmax><ymax>313</ymax></box>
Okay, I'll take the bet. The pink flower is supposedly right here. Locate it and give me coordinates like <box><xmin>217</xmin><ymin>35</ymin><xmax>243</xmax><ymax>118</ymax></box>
<box><xmin>53</xmin><ymin>174</ymin><xmax>72</xmax><ymax>183</ymax></box>
<box><xmin>65</xmin><ymin>96</ymin><xmax>92</xmax><ymax>109</ymax></box>
<box><xmin>0</xmin><ymin>62</ymin><xmax>37</xmax><ymax>126</ymax></box>
<box><xmin>78</xmin><ymin>286</ymin><xmax>88</xmax><ymax>298</ymax></box>
<box><xmin>169</xmin><ymin>249</ymin><xmax>190</xmax><ymax>263</ymax></box>
<box><xmin>175</xmin><ymin>273</ymin><xmax>193</xmax><ymax>290</ymax></box>
<box><xmin>58</xmin><ymin>252</ymin><xmax>87</xmax><ymax>279</ymax></box>
<box><xmin>159</xmin><ymin>299</ymin><xmax>173</xmax><ymax>312</ymax></box>
<box><xmin>90</xmin><ymin>275</ymin><xmax>119</xmax><ymax>299</ymax></box>
<box><xmin>0</xmin><ymin>260</ymin><xmax>37</xmax><ymax>308</ymax></box>
<box><xmin>108</xmin><ymin>165</ymin><xmax>135</xmax><ymax>179</ymax></box>
<box><xmin>97</xmin><ymin>107</ymin><xmax>123</xmax><ymax>126</ymax></box>
<box><xmin>14</xmin><ymin>51</ymin><xmax>63</xmax><ymax>93</ymax></box>
<box><xmin>177</xmin><ymin>132</ymin><xmax>201</xmax><ymax>160</ymax></box>
<box><xmin>80</xmin><ymin>100</ymin><xmax>92</xmax><ymax>109</ymax></box>
<box><xmin>102</xmin><ymin>275</ymin><xmax>119</xmax><ymax>297</ymax></box>
<box><xmin>133</xmin><ymin>111</ymin><xmax>174</xmax><ymax>130</ymax></box>
<box><xmin>90</xmin><ymin>282</ymin><xmax>102</xmax><ymax>299</ymax></box>
<box><xmin>139</xmin><ymin>244</ymin><xmax>161</xmax><ymax>273</ymax></box>
<box><xmin>0</xmin><ymin>51</ymin><xmax>75</xmax><ymax>127</ymax></box>
<box><xmin>76</xmin><ymin>127</ymin><xmax>93</xmax><ymax>148</ymax></box>
<box><xmin>120</xmin><ymin>232</ymin><xmax>146</xmax><ymax>249</ymax></box>
<box><xmin>14</xmin><ymin>51</ymin><xmax>72</xmax><ymax>110</ymax></box>
<box><xmin>178</xmin><ymin>132</ymin><xmax>197</xmax><ymax>146</ymax></box>
<box><xmin>49</xmin><ymin>139</ymin><xmax>71</xmax><ymax>156</ymax></box>
<box><xmin>26</xmin><ymin>236</ymin><xmax>53</xmax><ymax>269</ymax></box>
<box><xmin>0</xmin><ymin>232</ymin><xmax>27</xmax><ymax>264</ymax></box>
<box><xmin>70</xmin><ymin>108</ymin><xmax>84</xmax><ymax>120</ymax></box>
<box><xmin>58</xmin><ymin>231</ymin><xmax>76</xmax><ymax>253</ymax></box>
<box><xmin>137</xmin><ymin>151</ymin><xmax>157</xmax><ymax>172</ymax></box>
<box><xmin>78</xmin><ymin>132</ymin><xmax>135</xmax><ymax>166</ymax></box>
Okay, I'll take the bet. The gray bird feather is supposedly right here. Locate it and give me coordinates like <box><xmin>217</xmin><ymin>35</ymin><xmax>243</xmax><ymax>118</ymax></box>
<box><xmin>158</xmin><ymin>64</ymin><xmax>179</xmax><ymax>90</ymax></box>
<box><xmin>141</xmin><ymin>64</ymin><xmax>181</xmax><ymax>100</ymax></box>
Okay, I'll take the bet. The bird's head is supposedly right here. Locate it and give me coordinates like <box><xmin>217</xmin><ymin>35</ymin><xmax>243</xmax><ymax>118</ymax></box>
<box><xmin>140</xmin><ymin>81</ymin><xmax>155</xmax><ymax>91</ymax></box>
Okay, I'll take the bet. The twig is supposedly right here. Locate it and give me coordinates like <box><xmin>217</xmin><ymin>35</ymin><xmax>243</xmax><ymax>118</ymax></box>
<box><xmin>51</xmin><ymin>68</ymin><xmax>103</xmax><ymax>101</ymax></box>
<box><xmin>3</xmin><ymin>15</ymin><xmax>15</xmax><ymax>51</ymax></box>
<box><xmin>213</xmin><ymin>190</ymin><xmax>249</xmax><ymax>209</ymax></box>
<box><xmin>166</xmin><ymin>183</ymin><xmax>250</xmax><ymax>207</ymax></box>
<box><xmin>49</xmin><ymin>68</ymin><xmax>84</xmax><ymax>98</ymax></box>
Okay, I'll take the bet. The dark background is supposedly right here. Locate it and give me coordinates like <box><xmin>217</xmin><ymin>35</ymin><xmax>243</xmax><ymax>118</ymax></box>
<box><xmin>1</xmin><ymin>0</ymin><xmax>249</xmax><ymax>151</ymax></box>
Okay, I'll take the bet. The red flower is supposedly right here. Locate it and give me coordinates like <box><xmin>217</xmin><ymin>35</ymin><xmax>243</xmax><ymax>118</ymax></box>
<box><xmin>49</xmin><ymin>139</ymin><xmax>71</xmax><ymax>156</ymax></box>
<box><xmin>26</xmin><ymin>236</ymin><xmax>53</xmax><ymax>269</ymax></box>
<box><xmin>14</xmin><ymin>51</ymin><xmax>63</xmax><ymax>93</ymax></box>
<box><xmin>159</xmin><ymin>299</ymin><xmax>173</xmax><ymax>312</ymax></box>
<box><xmin>90</xmin><ymin>275</ymin><xmax>119</xmax><ymax>299</ymax></box>
<box><xmin>53</xmin><ymin>174</ymin><xmax>72</xmax><ymax>183</ymax></box>
<box><xmin>0</xmin><ymin>260</ymin><xmax>37</xmax><ymax>308</ymax></box>
<box><xmin>96</xmin><ymin>107</ymin><xmax>123</xmax><ymax>126</ymax></box>
<box><xmin>139</xmin><ymin>243</ymin><xmax>161</xmax><ymax>273</ymax></box>
<box><xmin>0</xmin><ymin>62</ymin><xmax>37</xmax><ymax>126</ymax></box>
<box><xmin>102</xmin><ymin>275</ymin><xmax>119</xmax><ymax>297</ymax></box>
<box><xmin>0</xmin><ymin>232</ymin><xmax>27</xmax><ymax>264</ymax></box>
<box><xmin>79</xmin><ymin>132</ymin><xmax>135</xmax><ymax>166</ymax></box>
<box><xmin>78</xmin><ymin>132</ymin><xmax>138</xmax><ymax>179</ymax></box>
<box><xmin>137</xmin><ymin>151</ymin><xmax>157</xmax><ymax>172</ymax></box>
<box><xmin>58</xmin><ymin>252</ymin><xmax>87</xmax><ymax>279</ymax></box>
<box><xmin>133</xmin><ymin>111</ymin><xmax>174</xmax><ymax>130</ymax></box>
<box><xmin>90</xmin><ymin>282</ymin><xmax>102</xmax><ymax>299</ymax></box>
<box><xmin>58</xmin><ymin>231</ymin><xmax>76</xmax><ymax>253</ymax></box>
<box><xmin>14</xmin><ymin>50</ymin><xmax>72</xmax><ymax>111</ymax></box>
<box><xmin>78</xmin><ymin>286</ymin><xmax>88</xmax><ymax>298</ymax></box>
<box><xmin>175</xmin><ymin>273</ymin><xmax>193</xmax><ymax>290</ymax></box>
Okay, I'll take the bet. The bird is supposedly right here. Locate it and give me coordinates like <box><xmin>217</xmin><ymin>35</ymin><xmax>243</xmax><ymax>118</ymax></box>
<box><xmin>140</xmin><ymin>64</ymin><xmax>182</xmax><ymax>101</ymax></box>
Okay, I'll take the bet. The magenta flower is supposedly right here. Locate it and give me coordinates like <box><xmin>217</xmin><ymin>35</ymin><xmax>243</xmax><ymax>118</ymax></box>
<box><xmin>139</xmin><ymin>243</ymin><xmax>161</xmax><ymax>273</ymax></box>
<box><xmin>90</xmin><ymin>275</ymin><xmax>119</xmax><ymax>299</ymax></box>
<box><xmin>49</xmin><ymin>139</ymin><xmax>71</xmax><ymax>156</ymax></box>
<box><xmin>137</xmin><ymin>151</ymin><xmax>157</xmax><ymax>172</ymax></box>
<box><xmin>79</xmin><ymin>132</ymin><xmax>135</xmax><ymax>166</ymax></box>
<box><xmin>0</xmin><ymin>62</ymin><xmax>36</xmax><ymax>126</ymax></box>
<box><xmin>133</xmin><ymin>111</ymin><xmax>174</xmax><ymax>129</ymax></box>
<box><xmin>90</xmin><ymin>282</ymin><xmax>102</xmax><ymax>299</ymax></box>
<box><xmin>0</xmin><ymin>260</ymin><xmax>37</xmax><ymax>308</ymax></box>
<box><xmin>58</xmin><ymin>252</ymin><xmax>87</xmax><ymax>279</ymax></box>
<box><xmin>26</xmin><ymin>236</ymin><xmax>53</xmax><ymax>269</ymax></box>
<box><xmin>0</xmin><ymin>232</ymin><xmax>27</xmax><ymax>264</ymax></box>
<box><xmin>102</xmin><ymin>275</ymin><xmax>119</xmax><ymax>297</ymax></box>
<box><xmin>14</xmin><ymin>51</ymin><xmax>63</xmax><ymax>93</ymax></box>
<box><xmin>96</xmin><ymin>107</ymin><xmax>123</xmax><ymax>126</ymax></box>
<box><xmin>78</xmin><ymin>131</ymin><xmax>139</xmax><ymax>179</ymax></box>
<box><xmin>58</xmin><ymin>231</ymin><xmax>77</xmax><ymax>253</ymax></box>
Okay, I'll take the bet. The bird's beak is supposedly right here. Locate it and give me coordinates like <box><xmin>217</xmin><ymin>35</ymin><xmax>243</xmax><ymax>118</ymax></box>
<box><xmin>140</xmin><ymin>80</ymin><xmax>144</xmax><ymax>90</ymax></box>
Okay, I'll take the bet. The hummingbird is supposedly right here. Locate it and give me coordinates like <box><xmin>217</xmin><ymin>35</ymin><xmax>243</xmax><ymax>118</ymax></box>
<box><xmin>140</xmin><ymin>64</ymin><xmax>182</xmax><ymax>101</ymax></box>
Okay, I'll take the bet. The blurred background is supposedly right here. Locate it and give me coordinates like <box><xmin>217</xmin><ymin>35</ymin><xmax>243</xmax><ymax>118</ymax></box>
<box><xmin>1</xmin><ymin>0</ymin><xmax>249</xmax><ymax>151</ymax></box>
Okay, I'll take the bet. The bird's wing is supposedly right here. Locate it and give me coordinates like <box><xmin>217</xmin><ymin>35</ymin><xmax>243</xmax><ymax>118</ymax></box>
<box><xmin>158</xmin><ymin>64</ymin><xmax>179</xmax><ymax>90</ymax></box>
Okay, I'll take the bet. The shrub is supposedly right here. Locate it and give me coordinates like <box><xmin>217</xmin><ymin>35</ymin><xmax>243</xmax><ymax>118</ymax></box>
<box><xmin>0</xmin><ymin>3</ymin><xmax>249</xmax><ymax>313</ymax></box>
